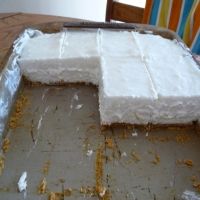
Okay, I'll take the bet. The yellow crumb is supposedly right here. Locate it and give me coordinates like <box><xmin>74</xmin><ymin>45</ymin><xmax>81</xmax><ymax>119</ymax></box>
<box><xmin>191</xmin><ymin>176</ymin><xmax>200</xmax><ymax>193</ymax></box>
<box><xmin>183</xmin><ymin>159</ymin><xmax>193</xmax><ymax>167</ymax></box>
<box><xmin>0</xmin><ymin>156</ymin><xmax>5</xmax><ymax>175</ymax></box>
<box><xmin>192</xmin><ymin>182</ymin><xmax>200</xmax><ymax>192</ymax></box>
<box><xmin>43</xmin><ymin>161</ymin><xmax>50</xmax><ymax>175</ymax></box>
<box><xmin>64</xmin><ymin>188</ymin><xmax>72</xmax><ymax>197</ymax></box>
<box><xmin>80</xmin><ymin>186</ymin><xmax>95</xmax><ymax>196</ymax></box>
<box><xmin>148</xmin><ymin>136</ymin><xmax>171</xmax><ymax>143</ymax></box>
<box><xmin>176</xmin><ymin>159</ymin><xmax>194</xmax><ymax>167</ymax></box>
<box><xmin>9</xmin><ymin>94</ymin><xmax>28</xmax><ymax>129</ymax></box>
<box><xmin>2</xmin><ymin>138</ymin><xmax>10</xmax><ymax>153</ymax></box>
<box><xmin>131</xmin><ymin>151</ymin><xmax>140</xmax><ymax>162</ymax></box>
<box><xmin>152</xmin><ymin>153</ymin><xmax>160</xmax><ymax>165</ymax></box>
<box><xmin>175</xmin><ymin>133</ymin><xmax>191</xmax><ymax>144</ymax></box>
<box><xmin>48</xmin><ymin>192</ymin><xmax>64</xmax><ymax>200</ymax></box>
<box><xmin>95</xmin><ymin>146</ymin><xmax>104</xmax><ymax>195</ymax></box>
<box><xmin>38</xmin><ymin>177</ymin><xmax>47</xmax><ymax>194</ymax></box>
<box><xmin>49</xmin><ymin>192</ymin><xmax>56</xmax><ymax>200</ymax></box>
<box><xmin>105</xmin><ymin>138</ymin><xmax>114</xmax><ymax>149</ymax></box>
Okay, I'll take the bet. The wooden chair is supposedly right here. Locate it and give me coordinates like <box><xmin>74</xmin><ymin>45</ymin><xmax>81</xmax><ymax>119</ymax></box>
<box><xmin>105</xmin><ymin>0</ymin><xmax>200</xmax><ymax>54</ymax></box>
<box><xmin>105</xmin><ymin>0</ymin><xmax>144</xmax><ymax>23</ymax></box>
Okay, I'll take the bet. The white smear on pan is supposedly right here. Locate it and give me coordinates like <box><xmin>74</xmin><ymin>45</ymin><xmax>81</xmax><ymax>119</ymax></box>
<box><xmin>37</xmin><ymin>116</ymin><xmax>43</xmax><ymax>130</ymax></box>
<box><xmin>27</xmin><ymin>106</ymin><xmax>49</xmax><ymax>158</ymax></box>
<box><xmin>181</xmin><ymin>190</ymin><xmax>200</xmax><ymax>200</ymax></box>
<box><xmin>41</xmin><ymin>88</ymin><xmax>49</xmax><ymax>101</ymax></box>
<box><xmin>121</xmin><ymin>152</ymin><xmax>127</xmax><ymax>157</ymax></box>
<box><xmin>132</xmin><ymin>131</ymin><xmax>138</xmax><ymax>137</ymax></box>
<box><xmin>44</xmin><ymin>106</ymin><xmax>49</xmax><ymax>114</ymax></box>
<box><xmin>74</xmin><ymin>94</ymin><xmax>79</xmax><ymax>101</ymax></box>
<box><xmin>18</xmin><ymin>171</ymin><xmax>27</xmax><ymax>192</ymax></box>
<box><xmin>37</xmin><ymin>106</ymin><xmax>49</xmax><ymax>130</ymax></box>
<box><xmin>75</xmin><ymin>104</ymin><xmax>83</xmax><ymax>110</ymax></box>
<box><xmin>86</xmin><ymin>149</ymin><xmax>93</xmax><ymax>157</ymax></box>
<box><xmin>68</xmin><ymin>91</ymin><xmax>80</xmax><ymax>116</ymax></box>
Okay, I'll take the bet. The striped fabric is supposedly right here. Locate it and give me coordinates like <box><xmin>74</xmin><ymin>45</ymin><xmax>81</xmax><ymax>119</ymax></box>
<box><xmin>142</xmin><ymin>0</ymin><xmax>200</xmax><ymax>54</ymax></box>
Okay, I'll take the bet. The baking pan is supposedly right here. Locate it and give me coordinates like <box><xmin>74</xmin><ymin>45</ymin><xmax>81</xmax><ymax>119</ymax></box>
<box><xmin>0</xmin><ymin>22</ymin><xmax>200</xmax><ymax>200</ymax></box>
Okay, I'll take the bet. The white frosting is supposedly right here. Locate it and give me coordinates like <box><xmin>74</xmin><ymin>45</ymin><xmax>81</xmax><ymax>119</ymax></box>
<box><xmin>133</xmin><ymin>32</ymin><xmax>200</xmax><ymax>123</ymax></box>
<box><xmin>20</xmin><ymin>32</ymin><xmax>65</xmax><ymax>59</ymax></box>
<box><xmin>99</xmin><ymin>56</ymin><xmax>157</xmax><ymax>124</ymax></box>
<box><xmin>132</xmin><ymin>32</ymin><xmax>190</xmax><ymax>60</ymax></box>
<box><xmin>18</xmin><ymin>29</ymin><xmax>200</xmax><ymax>125</ymax></box>
<box><xmin>62</xmin><ymin>30</ymin><xmax>99</xmax><ymax>58</ymax></box>
<box><xmin>100</xmin><ymin>30</ymin><xmax>140</xmax><ymax>57</ymax></box>
<box><xmin>19</xmin><ymin>30</ymin><xmax>100</xmax><ymax>84</ymax></box>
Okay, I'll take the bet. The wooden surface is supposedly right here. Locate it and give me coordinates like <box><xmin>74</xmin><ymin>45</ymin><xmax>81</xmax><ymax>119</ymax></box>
<box><xmin>106</xmin><ymin>0</ymin><xmax>144</xmax><ymax>23</ymax></box>
<box><xmin>0</xmin><ymin>12</ymin><xmax>80</xmax><ymax>72</ymax></box>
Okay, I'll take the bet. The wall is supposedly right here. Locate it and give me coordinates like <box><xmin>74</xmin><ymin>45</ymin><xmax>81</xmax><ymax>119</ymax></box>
<box><xmin>0</xmin><ymin>0</ymin><xmax>107</xmax><ymax>21</ymax></box>
<box><xmin>0</xmin><ymin>0</ymin><xmax>146</xmax><ymax>21</ymax></box>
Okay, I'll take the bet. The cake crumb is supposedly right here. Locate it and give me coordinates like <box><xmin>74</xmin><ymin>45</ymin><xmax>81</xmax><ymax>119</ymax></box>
<box><xmin>2</xmin><ymin>138</ymin><xmax>10</xmax><ymax>153</ymax></box>
<box><xmin>43</xmin><ymin>161</ymin><xmax>50</xmax><ymax>175</ymax></box>
<box><xmin>176</xmin><ymin>159</ymin><xmax>194</xmax><ymax>167</ymax></box>
<box><xmin>48</xmin><ymin>192</ymin><xmax>64</xmax><ymax>200</ymax></box>
<box><xmin>95</xmin><ymin>147</ymin><xmax>104</xmax><ymax>195</ymax></box>
<box><xmin>38</xmin><ymin>177</ymin><xmax>47</xmax><ymax>194</ymax></box>
<box><xmin>64</xmin><ymin>188</ymin><xmax>72</xmax><ymax>197</ymax></box>
<box><xmin>183</xmin><ymin>159</ymin><xmax>193</xmax><ymax>167</ymax></box>
<box><xmin>95</xmin><ymin>146</ymin><xmax>110</xmax><ymax>199</ymax></box>
<box><xmin>48</xmin><ymin>192</ymin><xmax>56</xmax><ymax>200</ymax></box>
<box><xmin>151</xmin><ymin>153</ymin><xmax>160</xmax><ymax>165</ymax></box>
<box><xmin>192</xmin><ymin>182</ymin><xmax>200</xmax><ymax>192</ymax></box>
<box><xmin>80</xmin><ymin>186</ymin><xmax>95</xmax><ymax>196</ymax></box>
<box><xmin>147</xmin><ymin>133</ymin><xmax>190</xmax><ymax>144</ymax></box>
<box><xmin>0</xmin><ymin>156</ymin><xmax>5</xmax><ymax>175</ymax></box>
<box><xmin>148</xmin><ymin>135</ymin><xmax>171</xmax><ymax>143</ymax></box>
<box><xmin>131</xmin><ymin>151</ymin><xmax>140</xmax><ymax>162</ymax></box>
<box><xmin>175</xmin><ymin>133</ymin><xmax>191</xmax><ymax>144</ymax></box>
<box><xmin>191</xmin><ymin>176</ymin><xmax>200</xmax><ymax>192</ymax></box>
<box><xmin>9</xmin><ymin>94</ymin><xmax>28</xmax><ymax>129</ymax></box>
<box><xmin>105</xmin><ymin>138</ymin><xmax>114</xmax><ymax>149</ymax></box>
